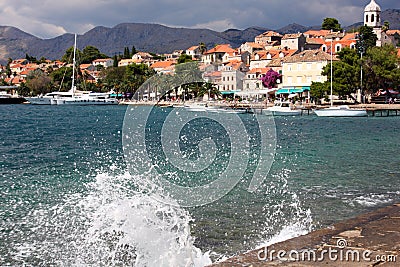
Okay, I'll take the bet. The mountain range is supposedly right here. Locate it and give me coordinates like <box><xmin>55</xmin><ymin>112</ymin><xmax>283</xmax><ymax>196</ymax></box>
<box><xmin>0</xmin><ymin>9</ymin><xmax>399</xmax><ymax>64</ymax></box>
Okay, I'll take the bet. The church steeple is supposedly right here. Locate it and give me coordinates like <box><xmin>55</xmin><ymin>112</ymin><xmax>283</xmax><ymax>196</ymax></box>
<box><xmin>364</xmin><ymin>0</ymin><xmax>381</xmax><ymax>27</ymax></box>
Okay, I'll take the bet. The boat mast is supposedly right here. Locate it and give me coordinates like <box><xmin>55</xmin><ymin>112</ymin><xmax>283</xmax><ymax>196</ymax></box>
<box><xmin>71</xmin><ymin>33</ymin><xmax>77</xmax><ymax>97</ymax></box>
<box><xmin>330</xmin><ymin>37</ymin><xmax>333</xmax><ymax>107</ymax></box>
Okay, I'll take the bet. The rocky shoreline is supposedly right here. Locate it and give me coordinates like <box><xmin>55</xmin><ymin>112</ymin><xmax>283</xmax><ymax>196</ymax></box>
<box><xmin>209</xmin><ymin>203</ymin><xmax>400</xmax><ymax>266</ymax></box>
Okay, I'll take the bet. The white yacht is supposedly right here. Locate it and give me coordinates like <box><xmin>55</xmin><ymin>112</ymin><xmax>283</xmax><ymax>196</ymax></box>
<box><xmin>26</xmin><ymin>91</ymin><xmax>74</xmax><ymax>105</ymax></box>
<box><xmin>56</xmin><ymin>92</ymin><xmax>119</xmax><ymax>105</ymax></box>
<box><xmin>266</xmin><ymin>101</ymin><xmax>302</xmax><ymax>116</ymax></box>
<box><xmin>314</xmin><ymin>105</ymin><xmax>367</xmax><ymax>117</ymax></box>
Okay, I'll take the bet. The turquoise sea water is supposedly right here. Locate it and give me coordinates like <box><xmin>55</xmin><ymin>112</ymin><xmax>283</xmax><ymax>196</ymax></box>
<box><xmin>1</xmin><ymin>105</ymin><xmax>399</xmax><ymax>266</ymax></box>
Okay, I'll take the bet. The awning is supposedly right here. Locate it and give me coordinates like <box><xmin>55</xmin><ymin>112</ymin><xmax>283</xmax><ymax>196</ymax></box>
<box><xmin>234</xmin><ymin>89</ymin><xmax>277</xmax><ymax>96</ymax></box>
<box><xmin>220</xmin><ymin>90</ymin><xmax>240</xmax><ymax>95</ymax></box>
<box><xmin>276</xmin><ymin>87</ymin><xmax>310</xmax><ymax>95</ymax></box>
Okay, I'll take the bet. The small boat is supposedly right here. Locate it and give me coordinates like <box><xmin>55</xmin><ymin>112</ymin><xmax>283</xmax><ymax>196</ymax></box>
<box><xmin>266</xmin><ymin>101</ymin><xmax>302</xmax><ymax>116</ymax></box>
<box><xmin>314</xmin><ymin>105</ymin><xmax>368</xmax><ymax>117</ymax></box>
<box><xmin>184</xmin><ymin>103</ymin><xmax>208</xmax><ymax>112</ymax></box>
<box><xmin>0</xmin><ymin>92</ymin><xmax>26</xmax><ymax>104</ymax></box>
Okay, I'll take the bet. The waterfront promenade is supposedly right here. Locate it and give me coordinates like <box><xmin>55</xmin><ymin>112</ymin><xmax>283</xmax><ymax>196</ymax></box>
<box><xmin>210</xmin><ymin>204</ymin><xmax>400</xmax><ymax>266</ymax></box>
<box><xmin>121</xmin><ymin>100</ymin><xmax>400</xmax><ymax>117</ymax></box>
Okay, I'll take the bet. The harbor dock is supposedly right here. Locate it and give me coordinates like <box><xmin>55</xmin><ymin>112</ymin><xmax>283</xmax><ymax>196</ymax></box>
<box><xmin>209</xmin><ymin>203</ymin><xmax>400</xmax><ymax>266</ymax></box>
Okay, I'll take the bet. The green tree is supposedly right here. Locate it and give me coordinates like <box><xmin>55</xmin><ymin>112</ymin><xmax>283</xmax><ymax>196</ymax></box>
<box><xmin>310</xmin><ymin>81</ymin><xmax>329</xmax><ymax>103</ymax></box>
<box><xmin>113</xmin><ymin>55</ymin><xmax>118</xmax><ymax>67</ymax></box>
<box><xmin>50</xmin><ymin>66</ymin><xmax>73</xmax><ymax>91</ymax></box>
<box><xmin>61</xmin><ymin>46</ymin><xmax>83</xmax><ymax>63</ymax></box>
<box><xmin>98</xmin><ymin>66</ymin><xmax>126</xmax><ymax>92</ymax></box>
<box><xmin>25</xmin><ymin>53</ymin><xmax>38</xmax><ymax>63</ymax></box>
<box><xmin>356</xmin><ymin>26</ymin><xmax>378</xmax><ymax>53</ymax></box>
<box><xmin>177</xmin><ymin>54</ymin><xmax>193</xmax><ymax>64</ymax></box>
<box><xmin>314</xmin><ymin>48</ymin><xmax>362</xmax><ymax>102</ymax></box>
<box><xmin>131</xmin><ymin>45</ymin><xmax>137</xmax><ymax>57</ymax></box>
<box><xmin>382</xmin><ymin>21</ymin><xmax>390</xmax><ymax>32</ymax></box>
<box><xmin>363</xmin><ymin>44</ymin><xmax>400</xmax><ymax>93</ymax></box>
<box><xmin>124</xmin><ymin>63</ymin><xmax>155</xmax><ymax>94</ymax></box>
<box><xmin>80</xmin><ymin>45</ymin><xmax>108</xmax><ymax>64</ymax></box>
<box><xmin>322</xmin><ymin>18</ymin><xmax>342</xmax><ymax>32</ymax></box>
<box><xmin>25</xmin><ymin>69</ymin><xmax>52</xmax><ymax>95</ymax></box>
<box><xmin>198</xmin><ymin>42</ymin><xmax>207</xmax><ymax>54</ymax></box>
<box><xmin>123</xmin><ymin>47</ymin><xmax>130</xmax><ymax>59</ymax></box>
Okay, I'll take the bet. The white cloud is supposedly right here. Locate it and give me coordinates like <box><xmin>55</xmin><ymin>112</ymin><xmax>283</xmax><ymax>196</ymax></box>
<box><xmin>192</xmin><ymin>19</ymin><xmax>236</xmax><ymax>32</ymax></box>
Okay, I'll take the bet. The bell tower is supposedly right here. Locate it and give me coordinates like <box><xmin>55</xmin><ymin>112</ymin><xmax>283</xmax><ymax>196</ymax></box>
<box><xmin>364</xmin><ymin>0</ymin><xmax>381</xmax><ymax>27</ymax></box>
<box><xmin>364</xmin><ymin>0</ymin><xmax>383</xmax><ymax>46</ymax></box>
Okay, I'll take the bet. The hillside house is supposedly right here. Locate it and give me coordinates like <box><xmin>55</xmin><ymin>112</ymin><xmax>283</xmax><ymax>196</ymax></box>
<box><xmin>202</xmin><ymin>44</ymin><xmax>236</xmax><ymax>64</ymax></box>
<box><xmin>255</xmin><ymin>31</ymin><xmax>282</xmax><ymax>46</ymax></box>
<box><xmin>92</xmin><ymin>58</ymin><xmax>114</xmax><ymax>69</ymax></box>
<box><xmin>281</xmin><ymin>33</ymin><xmax>306</xmax><ymax>52</ymax></box>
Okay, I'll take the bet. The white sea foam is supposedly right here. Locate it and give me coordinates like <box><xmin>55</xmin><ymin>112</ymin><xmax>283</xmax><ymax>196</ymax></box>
<box><xmin>349</xmin><ymin>194</ymin><xmax>393</xmax><ymax>207</ymax></box>
<box><xmin>9</xmin><ymin>171</ymin><xmax>211</xmax><ymax>267</ymax></box>
<box><xmin>255</xmin><ymin>169</ymin><xmax>314</xmax><ymax>250</ymax></box>
<box><xmin>73</xmin><ymin>172</ymin><xmax>212</xmax><ymax>267</ymax></box>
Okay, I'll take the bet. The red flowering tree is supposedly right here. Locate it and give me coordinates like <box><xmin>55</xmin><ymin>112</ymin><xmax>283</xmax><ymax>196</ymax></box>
<box><xmin>260</xmin><ymin>69</ymin><xmax>281</xmax><ymax>89</ymax></box>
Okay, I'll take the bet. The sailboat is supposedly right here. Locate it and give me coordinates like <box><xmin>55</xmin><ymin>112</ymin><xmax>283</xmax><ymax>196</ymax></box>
<box><xmin>54</xmin><ymin>34</ymin><xmax>119</xmax><ymax>105</ymax></box>
<box><xmin>314</xmin><ymin>40</ymin><xmax>367</xmax><ymax>117</ymax></box>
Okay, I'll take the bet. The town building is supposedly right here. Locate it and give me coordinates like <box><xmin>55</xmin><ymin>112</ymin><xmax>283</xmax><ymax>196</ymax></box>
<box><xmin>280</xmin><ymin>50</ymin><xmax>336</xmax><ymax>99</ymax></box>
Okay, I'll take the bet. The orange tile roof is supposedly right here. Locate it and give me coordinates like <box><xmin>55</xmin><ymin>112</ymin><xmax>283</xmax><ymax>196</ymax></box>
<box><xmin>93</xmin><ymin>58</ymin><xmax>112</xmax><ymax>62</ymax></box>
<box><xmin>257</xmin><ymin>31</ymin><xmax>282</xmax><ymax>37</ymax></box>
<box><xmin>151</xmin><ymin>61</ymin><xmax>176</xmax><ymax>69</ymax></box>
<box><xmin>397</xmin><ymin>48</ymin><xmax>400</xmax><ymax>57</ymax></box>
<box><xmin>321</xmin><ymin>40</ymin><xmax>357</xmax><ymax>54</ymax></box>
<box><xmin>186</xmin><ymin>46</ymin><xmax>199</xmax><ymax>51</ymax></box>
<box><xmin>282</xmin><ymin>50</ymin><xmax>335</xmax><ymax>63</ymax></box>
<box><xmin>80</xmin><ymin>64</ymin><xmax>92</xmax><ymax>69</ymax></box>
<box><xmin>204</xmin><ymin>71</ymin><xmax>221</xmax><ymax>77</ymax></box>
<box><xmin>5</xmin><ymin>76</ymin><xmax>25</xmax><ymax>84</ymax></box>
<box><xmin>248</xmin><ymin>67</ymin><xmax>269</xmax><ymax>74</ymax></box>
<box><xmin>304</xmin><ymin>30</ymin><xmax>330</xmax><ymax>37</ymax></box>
<box><xmin>386</xmin><ymin>30</ymin><xmax>400</xmax><ymax>35</ymax></box>
<box><xmin>341</xmin><ymin>32</ymin><xmax>358</xmax><ymax>41</ymax></box>
<box><xmin>223</xmin><ymin>60</ymin><xmax>243</xmax><ymax>70</ymax></box>
<box><xmin>205</xmin><ymin>44</ymin><xmax>236</xmax><ymax>54</ymax></box>
<box><xmin>282</xmin><ymin>33</ymin><xmax>303</xmax><ymax>39</ymax></box>
<box><xmin>306</xmin><ymin>37</ymin><xmax>325</xmax><ymax>45</ymax></box>
<box><xmin>245</xmin><ymin>42</ymin><xmax>264</xmax><ymax>49</ymax></box>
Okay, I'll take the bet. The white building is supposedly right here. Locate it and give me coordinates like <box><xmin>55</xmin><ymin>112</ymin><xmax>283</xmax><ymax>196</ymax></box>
<box><xmin>92</xmin><ymin>58</ymin><xmax>114</xmax><ymax>69</ymax></box>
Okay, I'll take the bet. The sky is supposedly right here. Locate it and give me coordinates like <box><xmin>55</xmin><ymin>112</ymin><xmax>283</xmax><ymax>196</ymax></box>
<box><xmin>0</xmin><ymin>0</ymin><xmax>399</xmax><ymax>39</ymax></box>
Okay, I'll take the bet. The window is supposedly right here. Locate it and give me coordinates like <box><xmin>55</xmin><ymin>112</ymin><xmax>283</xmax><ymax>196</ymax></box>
<box><xmin>297</xmin><ymin>76</ymin><xmax>302</xmax><ymax>84</ymax></box>
<box><xmin>371</xmin><ymin>14</ymin><xmax>375</xmax><ymax>23</ymax></box>
<box><xmin>297</xmin><ymin>63</ymin><xmax>301</xmax><ymax>70</ymax></box>
<box><xmin>306</xmin><ymin>76</ymin><xmax>312</xmax><ymax>84</ymax></box>
<box><xmin>246</xmin><ymin>83</ymin><xmax>249</xmax><ymax>89</ymax></box>
<box><xmin>366</xmin><ymin>15</ymin><xmax>368</xmax><ymax>23</ymax></box>
<box><xmin>377</xmin><ymin>14</ymin><xmax>380</xmax><ymax>22</ymax></box>
<box><xmin>287</xmin><ymin>76</ymin><xmax>293</xmax><ymax>85</ymax></box>
<box><xmin>336</xmin><ymin>45</ymin><xmax>341</xmax><ymax>52</ymax></box>
<box><xmin>307</xmin><ymin>63</ymin><xmax>312</xmax><ymax>70</ymax></box>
